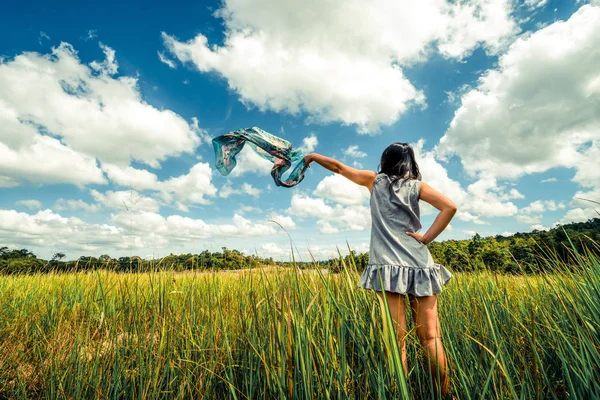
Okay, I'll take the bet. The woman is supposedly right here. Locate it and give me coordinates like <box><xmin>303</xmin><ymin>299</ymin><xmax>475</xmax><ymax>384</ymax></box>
<box><xmin>304</xmin><ymin>142</ymin><xmax>456</xmax><ymax>396</ymax></box>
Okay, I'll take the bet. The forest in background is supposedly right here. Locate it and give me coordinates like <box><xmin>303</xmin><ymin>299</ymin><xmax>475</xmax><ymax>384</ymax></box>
<box><xmin>1</xmin><ymin>218</ymin><xmax>599</xmax><ymax>275</ymax></box>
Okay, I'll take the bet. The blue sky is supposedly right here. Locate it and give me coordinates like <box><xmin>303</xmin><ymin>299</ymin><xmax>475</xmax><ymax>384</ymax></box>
<box><xmin>1</xmin><ymin>0</ymin><xmax>599</xmax><ymax>260</ymax></box>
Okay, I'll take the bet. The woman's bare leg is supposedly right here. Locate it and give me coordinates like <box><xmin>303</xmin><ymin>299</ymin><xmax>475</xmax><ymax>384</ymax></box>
<box><xmin>409</xmin><ymin>294</ymin><xmax>449</xmax><ymax>396</ymax></box>
<box><xmin>376</xmin><ymin>290</ymin><xmax>409</xmax><ymax>374</ymax></box>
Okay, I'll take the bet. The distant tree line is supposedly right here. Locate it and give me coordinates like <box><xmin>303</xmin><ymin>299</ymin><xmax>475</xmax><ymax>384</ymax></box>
<box><xmin>0</xmin><ymin>247</ymin><xmax>280</xmax><ymax>275</ymax></box>
<box><xmin>1</xmin><ymin>218</ymin><xmax>598</xmax><ymax>275</ymax></box>
<box><xmin>327</xmin><ymin>218</ymin><xmax>600</xmax><ymax>274</ymax></box>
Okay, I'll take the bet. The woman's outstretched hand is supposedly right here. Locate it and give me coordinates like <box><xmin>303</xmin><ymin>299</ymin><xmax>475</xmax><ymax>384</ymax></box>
<box><xmin>406</xmin><ymin>231</ymin><xmax>429</xmax><ymax>244</ymax></box>
<box><xmin>304</xmin><ymin>154</ymin><xmax>314</xmax><ymax>167</ymax></box>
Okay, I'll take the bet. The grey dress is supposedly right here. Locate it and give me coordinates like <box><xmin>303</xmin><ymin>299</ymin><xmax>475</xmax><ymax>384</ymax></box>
<box><xmin>358</xmin><ymin>173</ymin><xmax>452</xmax><ymax>297</ymax></box>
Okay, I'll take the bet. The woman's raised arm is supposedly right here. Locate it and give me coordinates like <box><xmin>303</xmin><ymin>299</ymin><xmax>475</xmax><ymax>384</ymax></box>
<box><xmin>305</xmin><ymin>153</ymin><xmax>376</xmax><ymax>191</ymax></box>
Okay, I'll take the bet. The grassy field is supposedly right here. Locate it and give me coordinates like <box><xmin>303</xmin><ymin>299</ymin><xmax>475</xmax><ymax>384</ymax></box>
<box><xmin>0</xmin><ymin>252</ymin><xmax>599</xmax><ymax>399</ymax></box>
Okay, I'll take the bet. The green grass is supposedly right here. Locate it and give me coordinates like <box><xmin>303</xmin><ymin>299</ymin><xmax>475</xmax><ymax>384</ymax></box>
<box><xmin>0</xmin><ymin>251</ymin><xmax>599</xmax><ymax>399</ymax></box>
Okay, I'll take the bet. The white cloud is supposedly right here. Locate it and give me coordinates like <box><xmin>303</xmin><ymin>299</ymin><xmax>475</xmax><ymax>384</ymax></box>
<box><xmin>16</xmin><ymin>200</ymin><xmax>43</xmax><ymax>209</ymax></box>
<box><xmin>531</xmin><ymin>224</ymin><xmax>549</xmax><ymax>231</ymax></box>
<box><xmin>54</xmin><ymin>190</ymin><xmax>160</xmax><ymax>213</ymax></box>
<box><xmin>0</xmin><ymin>42</ymin><xmax>202</xmax><ymax>187</ymax></box>
<box><xmin>317</xmin><ymin>220</ymin><xmax>340</xmax><ymax>235</ymax></box>
<box><xmin>516</xmin><ymin>214</ymin><xmax>542</xmax><ymax>225</ymax></box>
<box><xmin>288</xmin><ymin>193</ymin><xmax>371</xmax><ymax>234</ymax></box>
<box><xmin>465</xmin><ymin>177</ymin><xmax>522</xmax><ymax>218</ymax></box>
<box><xmin>313</xmin><ymin>174</ymin><xmax>371</xmax><ymax>205</ymax></box>
<box><xmin>102</xmin><ymin>163</ymin><xmax>159</xmax><ymax>190</ymax></box>
<box><xmin>55</xmin><ymin>198</ymin><xmax>102</xmax><ymax>213</ymax></box>
<box><xmin>89</xmin><ymin>43</ymin><xmax>118</xmax><ymax>75</ymax></box>
<box><xmin>560</xmin><ymin>207</ymin><xmax>598</xmax><ymax>223</ymax></box>
<box><xmin>82</xmin><ymin>29</ymin><xmax>97</xmax><ymax>41</ymax></box>
<box><xmin>297</xmin><ymin>133</ymin><xmax>318</xmax><ymax>153</ymax></box>
<box><xmin>111</xmin><ymin>211</ymin><xmax>276</xmax><ymax>238</ymax></box>
<box><xmin>343</xmin><ymin>145</ymin><xmax>367</xmax><ymax>158</ymax></box>
<box><xmin>0</xmin><ymin>209</ymin><xmax>123</xmax><ymax>254</ymax></box>
<box><xmin>38</xmin><ymin>31</ymin><xmax>50</xmax><ymax>45</ymax></box>
<box><xmin>158</xmin><ymin>163</ymin><xmax>218</xmax><ymax>206</ymax></box>
<box><xmin>157</xmin><ymin>51</ymin><xmax>177</xmax><ymax>69</ymax></box>
<box><xmin>260</xmin><ymin>242</ymin><xmax>289</xmax><ymax>257</ymax></box>
<box><xmin>436</xmin><ymin>5</ymin><xmax>600</xmax><ymax>186</ymax></box>
<box><xmin>219</xmin><ymin>184</ymin><xmax>237</xmax><ymax>199</ymax></box>
<box><xmin>541</xmin><ymin>177</ymin><xmax>557</xmax><ymax>183</ymax></box>
<box><xmin>0</xmin><ymin>208</ymin><xmax>280</xmax><ymax>258</ymax></box>
<box><xmin>104</xmin><ymin>162</ymin><xmax>217</xmax><ymax>209</ymax></box>
<box><xmin>524</xmin><ymin>0</ymin><xmax>549</xmax><ymax>10</ymax></box>
<box><xmin>0</xmin><ymin>134</ymin><xmax>106</xmax><ymax>187</ymax></box>
<box><xmin>219</xmin><ymin>182</ymin><xmax>261</xmax><ymax>198</ymax></box>
<box><xmin>228</xmin><ymin>145</ymin><xmax>273</xmax><ymax>177</ymax></box>
<box><xmin>516</xmin><ymin>199</ymin><xmax>567</xmax><ymax>226</ymax></box>
<box><xmin>561</xmin><ymin>188</ymin><xmax>600</xmax><ymax>223</ymax></box>
<box><xmin>268</xmin><ymin>213</ymin><xmax>296</xmax><ymax>229</ymax></box>
<box><xmin>413</xmin><ymin>140</ymin><xmax>520</xmax><ymax>223</ymax></box>
<box><xmin>289</xmin><ymin>194</ymin><xmax>334</xmax><ymax>219</ymax></box>
<box><xmin>237</xmin><ymin>205</ymin><xmax>262</xmax><ymax>214</ymax></box>
<box><xmin>521</xmin><ymin>200</ymin><xmax>565</xmax><ymax>215</ymax></box>
<box><xmin>90</xmin><ymin>190</ymin><xmax>160</xmax><ymax>213</ymax></box>
<box><xmin>162</xmin><ymin>0</ymin><xmax>516</xmax><ymax>133</ymax></box>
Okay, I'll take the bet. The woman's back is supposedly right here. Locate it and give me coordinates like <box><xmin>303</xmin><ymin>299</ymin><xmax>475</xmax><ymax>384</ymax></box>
<box><xmin>368</xmin><ymin>173</ymin><xmax>435</xmax><ymax>269</ymax></box>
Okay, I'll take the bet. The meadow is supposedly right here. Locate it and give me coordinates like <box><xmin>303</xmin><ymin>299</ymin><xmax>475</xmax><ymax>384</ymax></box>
<box><xmin>0</xmin><ymin>250</ymin><xmax>599</xmax><ymax>399</ymax></box>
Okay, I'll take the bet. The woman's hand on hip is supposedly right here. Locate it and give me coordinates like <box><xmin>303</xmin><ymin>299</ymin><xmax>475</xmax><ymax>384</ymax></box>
<box><xmin>406</xmin><ymin>231</ymin><xmax>429</xmax><ymax>244</ymax></box>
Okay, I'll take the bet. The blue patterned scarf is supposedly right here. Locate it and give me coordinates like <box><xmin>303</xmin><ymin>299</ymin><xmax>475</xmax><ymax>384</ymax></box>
<box><xmin>212</xmin><ymin>127</ymin><xmax>308</xmax><ymax>188</ymax></box>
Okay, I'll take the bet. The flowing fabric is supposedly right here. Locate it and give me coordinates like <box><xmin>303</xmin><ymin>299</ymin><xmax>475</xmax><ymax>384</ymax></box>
<box><xmin>212</xmin><ymin>127</ymin><xmax>309</xmax><ymax>188</ymax></box>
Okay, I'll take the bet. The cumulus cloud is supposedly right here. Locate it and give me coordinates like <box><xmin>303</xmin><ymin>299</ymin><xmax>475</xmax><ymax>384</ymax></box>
<box><xmin>560</xmin><ymin>188</ymin><xmax>600</xmax><ymax>223</ymax></box>
<box><xmin>219</xmin><ymin>182</ymin><xmax>261</xmax><ymax>198</ymax></box>
<box><xmin>0</xmin><ymin>209</ymin><xmax>123</xmax><ymax>254</ymax></box>
<box><xmin>521</xmin><ymin>200</ymin><xmax>565</xmax><ymax>215</ymax></box>
<box><xmin>0</xmin><ymin>208</ymin><xmax>279</xmax><ymax>258</ymax></box>
<box><xmin>162</xmin><ymin>0</ymin><xmax>516</xmax><ymax>133</ymax></box>
<box><xmin>102</xmin><ymin>163</ymin><xmax>159</xmax><ymax>190</ymax></box>
<box><xmin>237</xmin><ymin>205</ymin><xmax>262</xmax><ymax>214</ymax></box>
<box><xmin>55</xmin><ymin>198</ymin><xmax>102</xmax><ymax>213</ymax></box>
<box><xmin>55</xmin><ymin>190</ymin><xmax>160</xmax><ymax>214</ymax></box>
<box><xmin>260</xmin><ymin>242</ymin><xmax>289</xmax><ymax>257</ymax></box>
<box><xmin>0</xmin><ymin>42</ymin><xmax>202</xmax><ymax>187</ymax></box>
<box><xmin>436</xmin><ymin>5</ymin><xmax>600</xmax><ymax>185</ymax></box>
<box><xmin>102</xmin><ymin>162</ymin><xmax>217</xmax><ymax>209</ymax></box>
<box><xmin>89</xmin><ymin>42</ymin><xmax>118</xmax><ymax>75</ymax></box>
<box><xmin>111</xmin><ymin>211</ymin><xmax>277</xmax><ymax>239</ymax></box>
<box><xmin>413</xmin><ymin>140</ymin><xmax>521</xmax><ymax>223</ymax></box>
<box><xmin>157</xmin><ymin>163</ymin><xmax>218</xmax><ymax>207</ymax></box>
<box><xmin>524</xmin><ymin>0</ymin><xmax>549</xmax><ymax>10</ymax></box>
<box><xmin>0</xmin><ymin>134</ymin><xmax>106</xmax><ymax>188</ymax></box>
<box><xmin>90</xmin><ymin>190</ymin><xmax>160</xmax><ymax>213</ymax></box>
<box><xmin>343</xmin><ymin>145</ymin><xmax>367</xmax><ymax>158</ymax></box>
<box><xmin>313</xmin><ymin>174</ymin><xmax>370</xmax><ymax>206</ymax></box>
<box><xmin>288</xmin><ymin>193</ymin><xmax>371</xmax><ymax>234</ymax></box>
<box><xmin>268</xmin><ymin>213</ymin><xmax>296</xmax><ymax>229</ymax></box>
<box><xmin>228</xmin><ymin>145</ymin><xmax>273</xmax><ymax>177</ymax></box>
<box><xmin>16</xmin><ymin>200</ymin><xmax>43</xmax><ymax>210</ymax></box>
<box><xmin>297</xmin><ymin>133</ymin><xmax>318</xmax><ymax>153</ymax></box>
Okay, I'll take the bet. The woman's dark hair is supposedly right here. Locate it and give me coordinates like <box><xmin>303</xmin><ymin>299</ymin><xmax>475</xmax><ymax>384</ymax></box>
<box><xmin>377</xmin><ymin>142</ymin><xmax>421</xmax><ymax>184</ymax></box>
